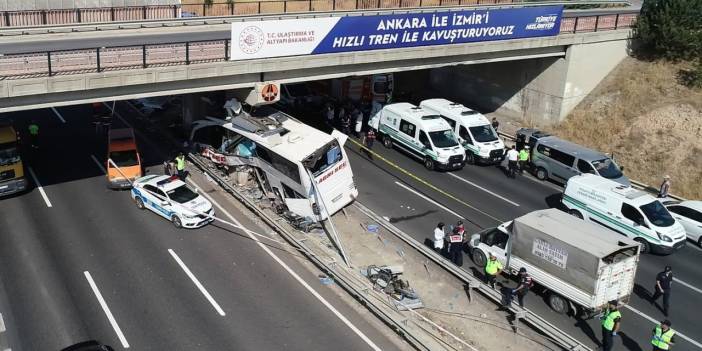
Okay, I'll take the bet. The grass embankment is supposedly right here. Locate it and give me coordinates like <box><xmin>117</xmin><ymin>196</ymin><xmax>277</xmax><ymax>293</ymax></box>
<box><xmin>552</xmin><ymin>58</ymin><xmax>702</xmax><ymax>199</ymax></box>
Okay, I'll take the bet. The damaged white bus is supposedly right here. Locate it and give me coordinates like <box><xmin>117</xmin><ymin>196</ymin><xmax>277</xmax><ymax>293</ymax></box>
<box><xmin>190</xmin><ymin>98</ymin><xmax>358</xmax><ymax>224</ymax></box>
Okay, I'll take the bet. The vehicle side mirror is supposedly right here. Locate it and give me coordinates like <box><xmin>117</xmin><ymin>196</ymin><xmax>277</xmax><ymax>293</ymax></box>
<box><xmin>161</xmin><ymin>201</ymin><xmax>169</xmax><ymax>206</ymax></box>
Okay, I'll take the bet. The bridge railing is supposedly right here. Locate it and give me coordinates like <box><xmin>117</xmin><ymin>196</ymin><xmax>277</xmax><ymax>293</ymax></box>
<box><xmin>0</xmin><ymin>0</ymin><xmax>522</xmax><ymax>27</ymax></box>
<box><xmin>0</xmin><ymin>11</ymin><xmax>637</xmax><ymax>79</ymax></box>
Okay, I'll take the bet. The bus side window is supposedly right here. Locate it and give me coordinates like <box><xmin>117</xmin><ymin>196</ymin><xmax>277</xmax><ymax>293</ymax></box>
<box><xmin>399</xmin><ymin>119</ymin><xmax>416</xmax><ymax>138</ymax></box>
<box><xmin>282</xmin><ymin>183</ymin><xmax>304</xmax><ymax>199</ymax></box>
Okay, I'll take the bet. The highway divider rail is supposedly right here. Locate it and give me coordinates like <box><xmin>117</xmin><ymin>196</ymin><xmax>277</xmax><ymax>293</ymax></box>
<box><xmin>0</xmin><ymin>0</ymin><xmax>629</xmax><ymax>28</ymax></box>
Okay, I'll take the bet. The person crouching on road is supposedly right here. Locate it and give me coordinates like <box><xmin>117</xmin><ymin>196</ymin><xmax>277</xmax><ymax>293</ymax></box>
<box><xmin>652</xmin><ymin>319</ymin><xmax>676</xmax><ymax>351</ymax></box>
<box><xmin>433</xmin><ymin>222</ymin><xmax>446</xmax><ymax>254</ymax></box>
<box><xmin>600</xmin><ymin>300</ymin><xmax>621</xmax><ymax>351</ymax></box>
<box><xmin>484</xmin><ymin>253</ymin><xmax>502</xmax><ymax>289</ymax></box>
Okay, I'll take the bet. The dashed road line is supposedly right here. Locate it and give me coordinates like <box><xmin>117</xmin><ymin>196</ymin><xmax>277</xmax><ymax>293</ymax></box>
<box><xmin>347</xmin><ymin>138</ymin><xmax>504</xmax><ymax>223</ymax></box>
<box><xmin>27</xmin><ymin>167</ymin><xmax>52</xmax><ymax>208</ymax></box>
<box><xmin>50</xmin><ymin>107</ymin><xmax>66</xmax><ymax>123</ymax></box>
<box><xmin>168</xmin><ymin>249</ymin><xmax>226</xmax><ymax>316</ymax></box>
<box><xmin>674</xmin><ymin>277</ymin><xmax>702</xmax><ymax>295</ymax></box>
<box><xmin>84</xmin><ymin>271</ymin><xmax>130</xmax><ymax>349</ymax></box>
<box><xmin>624</xmin><ymin>304</ymin><xmax>702</xmax><ymax>349</ymax></box>
<box><xmin>395</xmin><ymin>181</ymin><xmax>463</xmax><ymax>219</ymax></box>
<box><xmin>448</xmin><ymin>173</ymin><xmax>520</xmax><ymax>207</ymax></box>
<box><xmin>90</xmin><ymin>155</ymin><xmax>106</xmax><ymax>174</ymax></box>
<box><xmin>193</xmin><ymin>183</ymin><xmax>383</xmax><ymax>351</ymax></box>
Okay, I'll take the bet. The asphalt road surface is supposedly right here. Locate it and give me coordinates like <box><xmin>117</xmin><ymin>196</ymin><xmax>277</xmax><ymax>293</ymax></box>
<box><xmin>343</xmin><ymin>131</ymin><xmax>702</xmax><ymax>351</ymax></box>
<box><xmin>0</xmin><ymin>105</ymin><xmax>403</xmax><ymax>351</ymax></box>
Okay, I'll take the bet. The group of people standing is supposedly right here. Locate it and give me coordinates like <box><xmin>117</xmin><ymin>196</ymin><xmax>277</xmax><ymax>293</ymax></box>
<box><xmin>432</xmin><ymin>221</ymin><xmax>467</xmax><ymax>266</ymax></box>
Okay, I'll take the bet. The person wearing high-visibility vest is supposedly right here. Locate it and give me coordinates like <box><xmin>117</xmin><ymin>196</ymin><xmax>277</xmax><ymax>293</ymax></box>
<box><xmin>518</xmin><ymin>146</ymin><xmax>530</xmax><ymax>174</ymax></box>
<box><xmin>175</xmin><ymin>153</ymin><xmax>187</xmax><ymax>181</ymax></box>
<box><xmin>600</xmin><ymin>300</ymin><xmax>622</xmax><ymax>351</ymax></box>
<box><xmin>28</xmin><ymin>120</ymin><xmax>39</xmax><ymax>149</ymax></box>
<box><xmin>652</xmin><ymin>320</ymin><xmax>676</xmax><ymax>351</ymax></box>
<box><xmin>484</xmin><ymin>252</ymin><xmax>503</xmax><ymax>289</ymax></box>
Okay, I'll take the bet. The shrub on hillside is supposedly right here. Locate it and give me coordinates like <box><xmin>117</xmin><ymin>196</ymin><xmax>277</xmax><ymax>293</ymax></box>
<box><xmin>634</xmin><ymin>0</ymin><xmax>702</xmax><ymax>60</ymax></box>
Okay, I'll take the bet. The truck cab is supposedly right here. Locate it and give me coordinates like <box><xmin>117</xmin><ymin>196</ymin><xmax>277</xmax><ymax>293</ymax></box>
<box><xmin>0</xmin><ymin>120</ymin><xmax>28</xmax><ymax>197</ymax></box>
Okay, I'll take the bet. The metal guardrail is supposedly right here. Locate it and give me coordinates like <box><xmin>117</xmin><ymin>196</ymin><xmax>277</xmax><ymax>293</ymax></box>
<box><xmin>0</xmin><ymin>10</ymin><xmax>636</xmax><ymax>80</ymax></box>
<box><xmin>0</xmin><ymin>0</ymin><xmax>630</xmax><ymax>28</ymax></box>
<box><xmin>497</xmin><ymin>131</ymin><xmax>686</xmax><ymax>201</ymax></box>
<box><xmin>353</xmin><ymin>201</ymin><xmax>592</xmax><ymax>351</ymax></box>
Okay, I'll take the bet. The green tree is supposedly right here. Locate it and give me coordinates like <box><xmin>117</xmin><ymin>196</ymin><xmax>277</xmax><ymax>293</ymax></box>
<box><xmin>634</xmin><ymin>0</ymin><xmax>702</xmax><ymax>60</ymax></box>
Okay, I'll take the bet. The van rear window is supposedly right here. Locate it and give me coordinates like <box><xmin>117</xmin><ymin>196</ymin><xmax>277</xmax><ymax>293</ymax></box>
<box><xmin>109</xmin><ymin>150</ymin><xmax>139</xmax><ymax>168</ymax></box>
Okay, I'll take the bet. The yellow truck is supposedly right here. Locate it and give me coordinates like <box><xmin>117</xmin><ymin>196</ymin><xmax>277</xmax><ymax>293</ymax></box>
<box><xmin>0</xmin><ymin>121</ymin><xmax>28</xmax><ymax>196</ymax></box>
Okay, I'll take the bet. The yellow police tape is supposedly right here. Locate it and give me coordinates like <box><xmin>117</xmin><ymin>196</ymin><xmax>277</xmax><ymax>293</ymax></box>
<box><xmin>347</xmin><ymin>137</ymin><xmax>504</xmax><ymax>225</ymax></box>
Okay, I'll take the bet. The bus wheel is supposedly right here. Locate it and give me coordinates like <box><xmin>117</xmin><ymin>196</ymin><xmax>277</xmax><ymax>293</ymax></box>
<box><xmin>382</xmin><ymin>136</ymin><xmax>393</xmax><ymax>148</ymax></box>
<box><xmin>568</xmin><ymin>209</ymin><xmax>583</xmax><ymax>219</ymax></box>
<box><xmin>548</xmin><ymin>293</ymin><xmax>569</xmax><ymax>314</ymax></box>
<box><xmin>634</xmin><ymin>237</ymin><xmax>650</xmax><ymax>254</ymax></box>
<box><xmin>423</xmin><ymin>157</ymin><xmax>434</xmax><ymax>170</ymax></box>
<box><xmin>465</xmin><ymin>152</ymin><xmax>475</xmax><ymax>165</ymax></box>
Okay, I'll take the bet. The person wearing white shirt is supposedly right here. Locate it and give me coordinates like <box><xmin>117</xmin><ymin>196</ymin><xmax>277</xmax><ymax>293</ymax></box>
<box><xmin>506</xmin><ymin>146</ymin><xmax>519</xmax><ymax>178</ymax></box>
<box><xmin>433</xmin><ymin>222</ymin><xmax>446</xmax><ymax>252</ymax></box>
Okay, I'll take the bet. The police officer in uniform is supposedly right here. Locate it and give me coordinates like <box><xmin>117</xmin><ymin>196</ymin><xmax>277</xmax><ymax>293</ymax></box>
<box><xmin>447</xmin><ymin>224</ymin><xmax>465</xmax><ymax>267</ymax></box>
<box><xmin>600</xmin><ymin>300</ymin><xmax>621</xmax><ymax>351</ymax></box>
<box><xmin>175</xmin><ymin>153</ymin><xmax>187</xmax><ymax>181</ymax></box>
<box><xmin>484</xmin><ymin>253</ymin><xmax>503</xmax><ymax>289</ymax></box>
<box><xmin>652</xmin><ymin>320</ymin><xmax>676</xmax><ymax>351</ymax></box>
<box><xmin>518</xmin><ymin>146</ymin><xmax>530</xmax><ymax>174</ymax></box>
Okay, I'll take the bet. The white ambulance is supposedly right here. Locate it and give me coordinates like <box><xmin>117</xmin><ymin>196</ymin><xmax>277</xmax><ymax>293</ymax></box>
<box><xmin>419</xmin><ymin>99</ymin><xmax>504</xmax><ymax>164</ymax></box>
<box><xmin>369</xmin><ymin>102</ymin><xmax>465</xmax><ymax>171</ymax></box>
<box><xmin>563</xmin><ymin>174</ymin><xmax>686</xmax><ymax>254</ymax></box>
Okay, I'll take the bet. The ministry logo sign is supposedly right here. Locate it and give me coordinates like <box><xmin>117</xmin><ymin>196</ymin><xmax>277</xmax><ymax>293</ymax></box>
<box><xmin>239</xmin><ymin>26</ymin><xmax>265</xmax><ymax>54</ymax></box>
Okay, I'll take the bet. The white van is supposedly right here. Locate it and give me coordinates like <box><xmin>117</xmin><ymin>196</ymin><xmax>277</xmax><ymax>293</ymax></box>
<box><xmin>369</xmin><ymin>102</ymin><xmax>465</xmax><ymax>170</ymax></box>
<box><xmin>563</xmin><ymin>174</ymin><xmax>686</xmax><ymax>254</ymax></box>
<box><xmin>419</xmin><ymin>99</ymin><xmax>504</xmax><ymax>164</ymax></box>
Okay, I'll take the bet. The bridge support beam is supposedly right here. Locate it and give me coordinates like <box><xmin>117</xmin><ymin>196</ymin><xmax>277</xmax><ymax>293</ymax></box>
<box><xmin>427</xmin><ymin>38</ymin><xmax>630</xmax><ymax>125</ymax></box>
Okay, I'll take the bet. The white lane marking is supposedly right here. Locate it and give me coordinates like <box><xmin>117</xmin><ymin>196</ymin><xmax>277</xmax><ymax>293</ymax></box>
<box><xmin>674</xmin><ymin>277</ymin><xmax>702</xmax><ymax>295</ymax></box>
<box><xmin>168</xmin><ymin>249</ymin><xmax>226</xmax><ymax>316</ymax></box>
<box><xmin>83</xmin><ymin>271</ymin><xmax>130</xmax><ymax>349</ymax></box>
<box><xmin>395</xmin><ymin>181</ymin><xmax>462</xmax><ymax>219</ymax></box>
<box><xmin>90</xmin><ymin>155</ymin><xmax>106</xmax><ymax>174</ymax></box>
<box><xmin>624</xmin><ymin>304</ymin><xmax>702</xmax><ymax>349</ymax></box>
<box><xmin>50</xmin><ymin>107</ymin><xmax>66</xmax><ymax>123</ymax></box>
<box><xmin>448</xmin><ymin>173</ymin><xmax>520</xmax><ymax>207</ymax></box>
<box><xmin>0</xmin><ymin>312</ymin><xmax>5</xmax><ymax>332</ymax></box>
<box><xmin>27</xmin><ymin>167</ymin><xmax>52</xmax><ymax>208</ymax></box>
<box><xmin>194</xmin><ymin>185</ymin><xmax>383</xmax><ymax>351</ymax></box>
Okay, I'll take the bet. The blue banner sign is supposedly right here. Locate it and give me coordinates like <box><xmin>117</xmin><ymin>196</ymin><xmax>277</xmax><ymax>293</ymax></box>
<box><xmin>231</xmin><ymin>6</ymin><xmax>563</xmax><ymax>60</ymax></box>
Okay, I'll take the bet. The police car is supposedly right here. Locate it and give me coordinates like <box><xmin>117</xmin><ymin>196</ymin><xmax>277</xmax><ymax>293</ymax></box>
<box><xmin>131</xmin><ymin>175</ymin><xmax>214</xmax><ymax>229</ymax></box>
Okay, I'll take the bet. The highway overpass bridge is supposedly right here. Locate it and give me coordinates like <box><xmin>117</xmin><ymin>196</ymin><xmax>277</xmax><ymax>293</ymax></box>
<box><xmin>0</xmin><ymin>5</ymin><xmax>637</xmax><ymax>124</ymax></box>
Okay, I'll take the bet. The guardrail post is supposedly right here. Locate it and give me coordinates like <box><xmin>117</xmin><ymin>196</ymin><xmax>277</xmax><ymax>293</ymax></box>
<box><xmin>594</xmin><ymin>15</ymin><xmax>599</xmax><ymax>32</ymax></box>
<box><xmin>96</xmin><ymin>47</ymin><xmax>101</xmax><ymax>72</ymax></box>
<box><xmin>284</xmin><ymin>1</ymin><xmax>288</xmax><ymax>13</ymax></box>
<box><xmin>174</xmin><ymin>5</ymin><xmax>178</xmax><ymax>19</ymax></box>
<box><xmin>76</xmin><ymin>8</ymin><xmax>81</xmax><ymax>23</ymax></box>
<box><xmin>142</xmin><ymin>45</ymin><xmax>147</xmax><ymax>68</ymax></box>
<box><xmin>332</xmin><ymin>0</ymin><xmax>336</xmax><ymax>10</ymax></box>
<box><xmin>110</xmin><ymin>7</ymin><xmax>115</xmax><ymax>22</ymax></box>
<box><xmin>142</xmin><ymin>6</ymin><xmax>147</xmax><ymax>20</ymax></box>
<box><xmin>573</xmin><ymin>16</ymin><xmax>579</xmax><ymax>33</ymax></box>
<box><xmin>185</xmin><ymin>42</ymin><xmax>190</xmax><ymax>65</ymax></box>
<box><xmin>225</xmin><ymin>39</ymin><xmax>229</xmax><ymax>60</ymax></box>
<box><xmin>614</xmin><ymin>13</ymin><xmax>620</xmax><ymax>29</ymax></box>
<box><xmin>41</xmin><ymin>10</ymin><xmax>47</xmax><ymax>25</ymax></box>
<box><xmin>258</xmin><ymin>2</ymin><xmax>262</xmax><ymax>13</ymax></box>
<box><xmin>202</xmin><ymin>3</ymin><xmax>206</xmax><ymax>16</ymax></box>
<box><xmin>309</xmin><ymin>0</ymin><xmax>312</xmax><ymax>11</ymax></box>
<box><xmin>3</xmin><ymin>12</ymin><xmax>8</xmax><ymax>27</ymax></box>
<box><xmin>47</xmin><ymin>51</ymin><xmax>53</xmax><ymax>77</ymax></box>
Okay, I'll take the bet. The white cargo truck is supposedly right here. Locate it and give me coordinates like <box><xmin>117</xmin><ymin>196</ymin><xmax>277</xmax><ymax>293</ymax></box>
<box><xmin>468</xmin><ymin>209</ymin><xmax>640</xmax><ymax>317</ymax></box>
